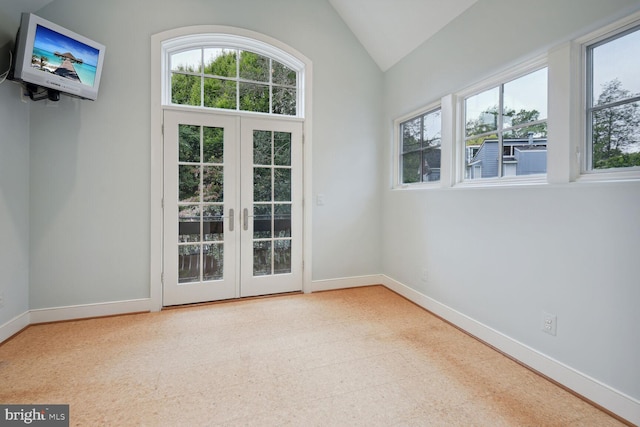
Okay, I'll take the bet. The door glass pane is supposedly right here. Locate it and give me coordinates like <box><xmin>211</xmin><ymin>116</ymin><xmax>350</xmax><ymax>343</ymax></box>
<box><xmin>274</xmin><ymin>240</ymin><xmax>291</xmax><ymax>274</ymax></box>
<box><xmin>274</xmin><ymin>132</ymin><xmax>291</xmax><ymax>166</ymax></box>
<box><xmin>239</xmin><ymin>82</ymin><xmax>269</xmax><ymax>113</ymax></box>
<box><xmin>179</xmin><ymin>165</ymin><xmax>200</xmax><ymax>202</ymax></box>
<box><xmin>179</xmin><ymin>205</ymin><xmax>200</xmax><ymax>243</ymax></box>
<box><xmin>203</xmin><ymin>243</ymin><xmax>223</xmax><ymax>281</ymax></box>
<box><xmin>253</xmin><ymin>130</ymin><xmax>272</xmax><ymax>165</ymax></box>
<box><xmin>254</xmin><ymin>204</ymin><xmax>272</xmax><ymax>239</ymax></box>
<box><xmin>179</xmin><ymin>244</ymin><xmax>200</xmax><ymax>283</ymax></box>
<box><xmin>254</xmin><ymin>167</ymin><xmax>272</xmax><ymax>201</ymax></box>
<box><xmin>179</xmin><ymin>125</ymin><xmax>200</xmax><ymax>162</ymax></box>
<box><xmin>203</xmin><ymin>127</ymin><xmax>224</xmax><ymax>163</ymax></box>
<box><xmin>253</xmin><ymin>241</ymin><xmax>272</xmax><ymax>276</ymax></box>
<box><xmin>274</xmin><ymin>204</ymin><xmax>291</xmax><ymax>237</ymax></box>
<box><xmin>202</xmin><ymin>166</ymin><xmax>223</xmax><ymax>202</ymax></box>
<box><xmin>203</xmin><ymin>205</ymin><xmax>224</xmax><ymax>242</ymax></box>
<box><xmin>274</xmin><ymin>169</ymin><xmax>291</xmax><ymax>201</ymax></box>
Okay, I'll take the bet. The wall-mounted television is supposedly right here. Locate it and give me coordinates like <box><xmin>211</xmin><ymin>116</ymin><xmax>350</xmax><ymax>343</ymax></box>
<box><xmin>10</xmin><ymin>13</ymin><xmax>106</xmax><ymax>101</ymax></box>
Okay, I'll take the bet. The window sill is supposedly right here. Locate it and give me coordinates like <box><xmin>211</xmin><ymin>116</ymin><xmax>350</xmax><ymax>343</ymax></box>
<box><xmin>577</xmin><ymin>169</ymin><xmax>640</xmax><ymax>184</ymax></box>
<box><xmin>394</xmin><ymin>182</ymin><xmax>442</xmax><ymax>191</ymax></box>
<box><xmin>453</xmin><ymin>175</ymin><xmax>548</xmax><ymax>189</ymax></box>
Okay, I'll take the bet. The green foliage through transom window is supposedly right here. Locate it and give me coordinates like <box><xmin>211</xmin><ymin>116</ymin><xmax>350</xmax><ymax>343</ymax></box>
<box><xmin>170</xmin><ymin>48</ymin><xmax>297</xmax><ymax>116</ymax></box>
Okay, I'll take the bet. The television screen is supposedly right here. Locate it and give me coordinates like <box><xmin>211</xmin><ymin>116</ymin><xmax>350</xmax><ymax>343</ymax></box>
<box><xmin>11</xmin><ymin>13</ymin><xmax>106</xmax><ymax>101</ymax></box>
<box><xmin>32</xmin><ymin>24</ymin><xmax>100</xmax><ymax>88</ymax></box>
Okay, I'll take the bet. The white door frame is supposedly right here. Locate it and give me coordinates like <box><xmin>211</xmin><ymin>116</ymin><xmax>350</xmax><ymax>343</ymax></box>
<box><xmin>150</xmin><ymin>26</ymin><xmax>313</xmax><ymax>311</ymax></box>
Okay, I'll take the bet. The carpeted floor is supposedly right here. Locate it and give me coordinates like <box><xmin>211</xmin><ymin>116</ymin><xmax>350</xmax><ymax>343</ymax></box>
<box><xmin>0</xmin><ymin>286</ymin><xmax>627</xmax><ymax>426</ymax></box>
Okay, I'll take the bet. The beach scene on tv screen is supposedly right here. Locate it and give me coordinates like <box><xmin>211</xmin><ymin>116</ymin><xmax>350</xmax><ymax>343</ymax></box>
<box><xmin>31</xmin><ymin>24</ymin><xmax>99</xmax><ymax>87</ymax></box>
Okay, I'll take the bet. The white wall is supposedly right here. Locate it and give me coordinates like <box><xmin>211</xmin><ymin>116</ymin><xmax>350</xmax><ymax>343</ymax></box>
<box><xmin>0</xmin><ymin>81</ymin><xmax>30</xmax><ymax>326</ymax></box>
<box><xmin>26</xmin><ymin>0</ymin><xmax>383</xmax><ymax>309</ymax></box>
<box><xmin>382</xmin><ymin>0</ymin><xmax>640</xmax><ymax>404</ymax></box>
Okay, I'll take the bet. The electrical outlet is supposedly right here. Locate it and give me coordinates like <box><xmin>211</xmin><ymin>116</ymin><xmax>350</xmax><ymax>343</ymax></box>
<box><xmin>542</xmin><ymin>311</ymin><xmax>557</xmax><ymax>336</ymax></box>
<box><xmin>0</xmin><ymin>291</ymin><xmax>4</xmax><ymax>309</ymax></box>
<box><xmin>420</xmin><ymin>269</ymin><xmax>428</xmax><ymax>282</ymax></box>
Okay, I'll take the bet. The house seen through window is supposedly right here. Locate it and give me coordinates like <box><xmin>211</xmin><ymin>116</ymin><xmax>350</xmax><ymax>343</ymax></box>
<box><xmin>464</xmin><ymin>67</ymin><xmax>548</xmax><ymax>180</ymax></box>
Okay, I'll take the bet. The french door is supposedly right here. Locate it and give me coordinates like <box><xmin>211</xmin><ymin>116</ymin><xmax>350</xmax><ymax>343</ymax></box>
<box><xmin>162</xmin><ymin>110</ymin><xmax>303</xmax><ymax>306</ymax></box>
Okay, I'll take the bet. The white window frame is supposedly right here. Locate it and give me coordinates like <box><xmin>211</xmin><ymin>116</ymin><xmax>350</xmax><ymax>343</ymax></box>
<box><xmin>161</xmin><ymin>32</ymin><xmax>306</xmax><ymax>118</ymax></box>
<box><xmin>578</xmin><ymin>12</ymin><xmax>640</xmax><ymax>181</ymax></box>
<box><xmin>454</xmin><ymin>55</ymin><xmax>549</xmax><ymax>187</ymax></box>
<box><xmin>394</xmin><ymin>101</ymin><xmax>443</xmax><ymax>188</ymax></box>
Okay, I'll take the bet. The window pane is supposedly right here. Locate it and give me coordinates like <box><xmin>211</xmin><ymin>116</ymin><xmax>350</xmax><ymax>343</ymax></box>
<box><xmin>203</xmin><ymin>78</ymin><xmax>236</xmax><ymax>109</ymax></box>
<box><xmin>501</xmin><ymin>131</ymin><xmax>548</xmax><ymax>176</ymax></box>
<box><xmin>423</xmin><ymin>110</ymin><xmax>441</xmax><ymax>149</ymax></box>
<box><xmin>591</xmin><ymin>27</ymin><xmax>640</xmax><ymax>105</ymax></box>
<box><xmin>466</xmin><ymin>139</ymin><xmax>499</xmax><ymax>179</ymax></box>
<box><xmin>273</xmin><ymin>61</ymin><xmax>296</xmax><ymax>86</ymax></box>
<box><xmin>402</xmin><ymin>117</ymin><xmax>421</xmax><ymax>153</ymax></box>
<box><xmin>203</xmin><ymin>127</ymin><xmax>223</xmax><ymax>164</ymax></box>
<box><xmin>171</xmin><ymin>49</ymin><xmax>201</xmax><ymax>72</ymax></box>
<box><xmin>203</xmin><ymin>48</ymin><xmax>237</xmax><ymax>78</ymax></box>
<box><xmin>179</xmin><ymin>124</ymin><xmax>200</xmax><ymax>163</ymax></box>
<box><xmin>423</xmin><ymin>148</ymin><xmax>441</xmax><ymax>182</ymax></box>
<box><xmin>402</xmin><ymin>151</ymin><xmax>421</xmax><ymax>184</ymax></box>
<box><xmin>171</xmin><ymin>73</ymin><xmax>200</xmax><ymax>106</ymax></box>
<box><xmin>465</xmin><ymin>87</ymin><xmax>499</xmax><ymax>137</ymax></box>
<box><xmin>272</xmin><ymin>86</ymin><xmax>296</xmax><ymax>115</ymax></box>
<box><xmin>592</xmin><ymin>102</ymin><xmax>640</xmax><ymax>169</ymax></box>
<box><xmin>240</xmin><ymin>82</ymin><xmax>269</xmax><ymax>113</ymax></box>
<box><xmin>503</xmin><ymin>68</ymin><xmax>548</xmax><ymax>129</ymax></box>
<box><xmin>239</xmin><ymin>51</ymin><xmax>269</xmax><ymax>82</ymax></box>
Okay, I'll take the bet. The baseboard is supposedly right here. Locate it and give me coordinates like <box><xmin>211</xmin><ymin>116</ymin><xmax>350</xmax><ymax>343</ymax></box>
<box><xmin>311</xmin><ymin>274</ymin><xmax>385</xmax><ymax>292</ymax></box>
<box><xmin>381</xmin><ymin>275</ymin><xmax>640</xmax><ymax>426</ymax></box>
<box><xmin>0</xmin><ymin>311</ymin><xmax>30</xmax><ymax>343</ymax></box>
<box><xmin>29</xmin><ymin>298</ymin><xmax>152</xmax><ymax>324</ymax></box>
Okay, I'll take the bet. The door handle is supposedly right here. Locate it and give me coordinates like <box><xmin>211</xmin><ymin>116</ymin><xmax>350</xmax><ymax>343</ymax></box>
<box><xmin>229</xmin><ymin>208</ymin><xmax>234</xmax><ymax>232</ymax></box>
<box><xmin>243</xmin><ymin>208</ymin><xmax>249</xmax><ymax>231</ymax></box>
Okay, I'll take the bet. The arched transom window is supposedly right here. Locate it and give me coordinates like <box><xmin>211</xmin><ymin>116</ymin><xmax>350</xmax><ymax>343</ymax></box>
<box><xmin>162</xmin><ymin>34</ymin><xmax>304</xmax><ymax>117</ymax></box>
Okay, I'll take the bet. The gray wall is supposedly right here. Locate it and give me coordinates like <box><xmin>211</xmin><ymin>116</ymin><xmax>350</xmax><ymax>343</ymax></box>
<box><xmin>25</xmin><ymin>0</ymin><xmax>383</xmax><ymax>308</ymax></box>
<box><xmin>382</xmin><ymin>0</ymin><xmax>640</xmax><ymax>400</ymax></box>
<box><xmin>0</xmin><ymin>81</ymin><xmax>30</xmax><ymax>325</ymax></box>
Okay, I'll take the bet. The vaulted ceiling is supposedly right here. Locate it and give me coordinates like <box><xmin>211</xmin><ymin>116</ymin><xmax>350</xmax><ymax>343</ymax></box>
<box><xmin>0</xmin><ymin>0</ymin><xmax>478</xmax><ymax>72</ymax></box>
